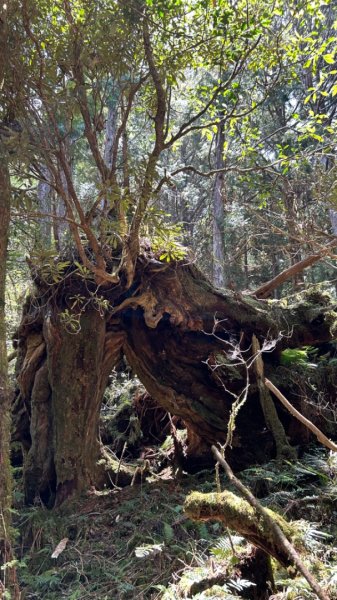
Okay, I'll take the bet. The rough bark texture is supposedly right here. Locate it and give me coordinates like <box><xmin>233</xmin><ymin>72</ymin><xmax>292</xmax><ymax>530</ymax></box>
<box><xmin>0</xmin><ymin>156</ymin><xmax>20</xmax><ymax>596</ymax></box>
<box><xmin>212</xmin><ymin>119</ymin><xmax>226</xmax><ymax>287</ymax></box>
<box><xmin>14</xmin><ymin>301</ymin><xmax>125</xmax><ymax>505</ymax></box>
<box><xmin>12</xmin><ymin>258</ymin><xmax>337</xmax><ymax>505</ymax></box>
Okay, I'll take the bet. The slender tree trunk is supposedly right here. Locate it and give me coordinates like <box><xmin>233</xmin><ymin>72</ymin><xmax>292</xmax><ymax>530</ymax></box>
<box><xmin>329</xmin><ymin>209</ymin><xmax>337</xmax><ymax>235</ymax></box>
<box><xmin>284</xmin><ymin>187</ymin><xmax>304</xmax><ymax>291</ymax></box>
<box><xmin>0</xmin><ymin>1</ymin><xmax>20</xmax><ymax>594</ymax></box>
<box><xmin>212</xmin><ymin>121</ymin><xmax>226</xmax><ymax>287</ymax></box>
<box><xmin>104</xmin><ymin>104</ymin><xmax>118</xmax><ymax>170</ymax></box>
<box><xmin>271</xmin><ymin>250</ymin><xmax>280</xmax><ymax>299</ymax></box>
<box><xmin>0</xmin><ymin>157</ymin><xmax>20</xmax><ymax>598</ymax></box>
<box><xmin>37</xmin><ymin>165</ymin><xmax>52</xmax><ymax>247</ymax></box>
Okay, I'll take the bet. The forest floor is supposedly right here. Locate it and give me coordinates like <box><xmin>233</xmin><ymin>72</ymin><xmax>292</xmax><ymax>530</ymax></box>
<box><xmin>13</xmin><ymin>444</ymin><xmax>337</xmax><ymax>600</ymax></box>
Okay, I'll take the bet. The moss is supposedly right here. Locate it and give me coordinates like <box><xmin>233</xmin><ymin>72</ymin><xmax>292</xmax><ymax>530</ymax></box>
<box><xmin>324</xmin><ymin>310</ymin><xmax>337</xmax><ymax>337</ymax></box>
<box><xmin>161</xmin><ymin>429</ymin><xmax>187</xmax><ymax>453</ymax></box>
<box><xmin>303</xmin><ymin>289</ymin><xmax>332</xmax><ymax>307</ymax></box>
<box><xmin>100</xmin><ymin>450</ymin><xmax>149</xmax><ymax>487</ymax></box>
<box><xmin>184</xmin><ymin>489</ymin><xmax>297</xmax><ymax>562</ymax></box>
<box><xmin>101</xmin><ymin>397</ymin><xmax>143</xmax><ymax>453</ymax></box>
<box><xmin>186</xmin><ymin>490</ymin><xmax>290</xmax><ymax>528</ymax></box>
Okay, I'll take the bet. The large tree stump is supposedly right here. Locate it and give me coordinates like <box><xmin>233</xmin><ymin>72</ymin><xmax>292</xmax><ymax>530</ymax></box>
<box><xmin>12</xmin><ymin>259</ymin><xmax>337</xmax><ymax>504</ymax></box>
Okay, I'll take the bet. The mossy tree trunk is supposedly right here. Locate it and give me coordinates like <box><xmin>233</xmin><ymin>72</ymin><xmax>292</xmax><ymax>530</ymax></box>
<box><xmin>13</xmin><ymin>260</ymin><xmax>337</xmax><ymax>505</ymax></box>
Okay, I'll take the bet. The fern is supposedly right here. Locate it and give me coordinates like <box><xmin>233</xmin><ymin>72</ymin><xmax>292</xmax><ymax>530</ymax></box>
<box><xmin>196</xmin><ymin>522</ymin><xmax>210</xmax><ymax>540</ymax></box>
<box><xmin>163</xmin><ymin>522</ymin><xmax>174</xmax><ymax>543</ymax></box>
<box><xmin>228</xmin><ymin>577</ymin><xmax>256</xmax><ymax>592</ymax></box>
<box><xmin>210</xmin><ymin>535</ymin><xmax>245</xmax><ymax>559</ymax></box>
<box><xmin>134</xmin><ymin>543</ymin><xmax>164</xmax><ymax>558</ymax></box>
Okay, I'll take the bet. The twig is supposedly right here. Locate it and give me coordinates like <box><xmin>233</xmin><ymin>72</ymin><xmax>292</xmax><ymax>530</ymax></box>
<box><xmin>115</xmin><ymin>441</ymin><xmax>127</xmax><ymax>487</ymax></box>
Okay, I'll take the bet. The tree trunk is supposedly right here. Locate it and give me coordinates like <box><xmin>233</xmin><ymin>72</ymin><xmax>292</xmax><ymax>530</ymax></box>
<box><xmin>45</xmin><ymin>309</ymin><xmax>111</xmax><ymax>504</ymax></box>
<box><xmin>37</xmin><ymin>165</ymin><xmax>52</xmax><ymax>247</ymax></box>
<box><xmin>329</xmin><ymin>209</ymin><xmax>337</xmax><ymax>235</ymax></box>
<box><xmin>212</xmin><ymin>120</ymin><xmax>226</xmax><ymax>287</ymax></box>
<box><xmin>284</xmin><ymin>187</ymin><xmax>304</xmax><ymax>291</ymax></box>
<box><xmin>104</xmin><ymin>103</ymin><xmax>118</xmax><ymax>170</ymax></box>
<box><xmin>14</xmin><ymin>300</ymin><xmax>125</xmax><ymax>506</ymax></box>
<box><xmin>0</xmin><ymin>4</ymin><xmax>21</xmax><ymax>589</ymax></box>
<box><xmin>13</xmin><ymin>258</ymin><xmax>337</xmax><ymax>505</ymax></box>
<box><xmin>0</xmin><ymin>158</ymin><xmax>20</xmax><ymax>597</ymax></box>
<box><xmin>0</xmin><ymin>158</ymin><xmax>12</xmax><ymax>583</ymax></box>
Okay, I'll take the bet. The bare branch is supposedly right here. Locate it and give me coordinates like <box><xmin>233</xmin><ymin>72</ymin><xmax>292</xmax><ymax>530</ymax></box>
<box><xmin>252</xmin><ymin>237</ymin><xmax>337</xmax><ymax>298</ymax></box>
<box><xmin>142</xmin><ymin>14</ymin><xmax>166</xmax><ymax>152</ymax></box>
<box><xmin>265</xmin><ymin>378</ymin><xmax>337</xmax><ymax>453</ymax></box>
<box><xmin>62</xmin><ymin>0</ymin><xmax>108</xmax><ymax>180</ymax></box>
<box><xmin>109</xmin><ymin>78</ymin><xmax>147</xmax><ymax>178</ymax></box>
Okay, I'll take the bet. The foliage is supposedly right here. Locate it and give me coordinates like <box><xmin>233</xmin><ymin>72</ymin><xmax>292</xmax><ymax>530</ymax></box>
<box><xmin>12</xmin><ymin>447</ymin><xmax>337</xmax><ymax>599</ymax></box>
<box><xmin>3</xmin><ymin>0</ymin><xmax>337</xmax><ymax>292</ymax></box>
<box><xmin>3</xmin><ymin>0</ymin><xmax>337</xmax><ymax>598</ymax></box>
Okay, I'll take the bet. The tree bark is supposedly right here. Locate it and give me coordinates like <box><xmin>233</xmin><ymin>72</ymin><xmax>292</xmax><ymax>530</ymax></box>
<box><xmin>0</xmin><ymin>2</ymin><xmax>21</xmax><ymax>591</ymax></box>
<box><xmin>13</xmin><ymin>258</ymin><xmax>337</xmax><ymax>504</ymax></box>
<box><xmin>284</xmin><ymin>187</ymin><xmax>304</xmax><ymax>291</ymax></box>
<box><xmin>14</xmin><ymin>300</ymin><xmax>125</xmax><ymax>506</ymax></box>
<box><xmin>252</xmin><ymin>335</ymin><xmax>296</xmax><ymax>460</ymax></box>
<box><xmin>212</xmin><ymin>120</ymin><xmax>226</xmax><ymax>287</ymax></box>
<box><xmin>0</xmin><ymin>157</ymin><xmax>20</xmax><ymax>598</ymax></box>
<box><xmin>104</xmin><ymin>104</ymin><xmax>118</xmax><ymax>170</ymax></box>
<box><xmin>37</xmin><ymin>165</ymin><xmax>52</xmax><ymax>247</ymax></box>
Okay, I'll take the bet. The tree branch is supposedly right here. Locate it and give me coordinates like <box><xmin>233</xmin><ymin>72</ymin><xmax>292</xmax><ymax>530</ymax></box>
<box><xmin>212</xmin><ymin>447</ymin><xmax>330</xmax><ymax>600</ymax></box>
<box><xmin>265</xmin><ymin>378</ymin><xmax>337</xmax><ymax>452</ymax></box>
<box><xmin>127</xmin><ymin>13</ymin><xmax>167</xmax><ymax>277</ymax></box>
<box><xmin>252</xmin><ymin>237</ymin><xmax>337</xmax><ymax>298</ymax></box>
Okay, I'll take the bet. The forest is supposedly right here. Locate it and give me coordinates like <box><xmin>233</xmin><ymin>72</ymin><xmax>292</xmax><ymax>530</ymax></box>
<box><xmin>0</xmin><ymin>0</ymin><xmax>337</xmax><ymax>598</ymax></box>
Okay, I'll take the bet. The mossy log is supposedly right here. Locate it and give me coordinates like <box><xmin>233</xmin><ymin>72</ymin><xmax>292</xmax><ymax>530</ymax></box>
<box><xmin>184</xmin><ymin>490</ymin><xmax>298</xmax><ymax>567</ymax></box>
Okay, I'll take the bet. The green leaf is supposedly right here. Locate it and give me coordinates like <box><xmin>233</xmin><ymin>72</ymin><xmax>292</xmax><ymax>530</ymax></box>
<box><xmin>323</xmin><ymin>53</ymin><xmax>335</xmax><ymax>64</ymax></box>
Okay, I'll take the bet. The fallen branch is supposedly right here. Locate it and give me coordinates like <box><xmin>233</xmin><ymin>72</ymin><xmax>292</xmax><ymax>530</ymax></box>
<box><xmin>265</xmin><ymin>378</ymin><xmax>337</xmax><ymax>453</ymax></box>
<box><xmin>252</xmin><ymin>238</ymin><xmax>337</xmax><ymax>298</ymax></box>
<box><xmin>211</xmin><ymin>446</ymin><xmax>330</xmax><ymax>600</ymax></box>
<box><xmin>252</xmin><ymin>335</ymin><xmax>296</xmax><ymax>460</ymax></box>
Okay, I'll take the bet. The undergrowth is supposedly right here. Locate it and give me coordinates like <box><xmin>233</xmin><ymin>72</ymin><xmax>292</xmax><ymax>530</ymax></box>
<box><xmin>13</xmin><ymin>447</ymin><xmax>337</xmax><ymax>599</ymax></box>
